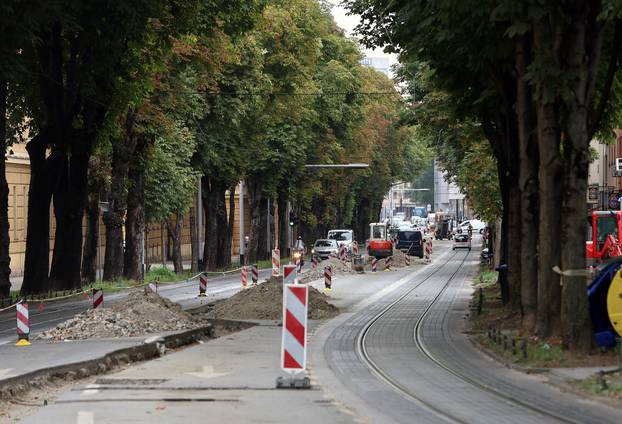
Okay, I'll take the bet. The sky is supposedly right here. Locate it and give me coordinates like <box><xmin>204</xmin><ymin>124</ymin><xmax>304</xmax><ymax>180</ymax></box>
<box><xmin>326</xmin><ymin>1</ymin><xmax>398</xmax><ymax>71</ymax></box>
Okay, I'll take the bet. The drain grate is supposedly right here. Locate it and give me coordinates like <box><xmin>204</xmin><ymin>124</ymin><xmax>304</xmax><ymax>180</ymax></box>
<box><xmin>94</xmin><ymin>378</ymin><xmax>169</xmax><ymax>386</ymax></box>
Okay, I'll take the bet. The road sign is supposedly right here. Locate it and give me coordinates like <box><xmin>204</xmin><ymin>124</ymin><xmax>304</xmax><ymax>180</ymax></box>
<box><xmin>281</xmin><ymin>284</ymin><xmax>308</xmax><ymax>373</ymax></box>
<box><xmin>616</xmin><ymin>158</ymin><xmax>622</xmax><ymax>172</ymax></box>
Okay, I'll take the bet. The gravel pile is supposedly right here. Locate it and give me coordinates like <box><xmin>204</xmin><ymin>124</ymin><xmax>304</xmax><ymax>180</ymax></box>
<box><xmin>208</xmin><ymin>277</ymin><xmax>339</xmax><ymax>321</ymax></box>
<box><xmin>299</xmin><ymin>257</ymin><xmax>354</xmax><ymax>283</ymax></box>
<box><xmin>37</xmin><ymin>291</ymin><xmax>201</xmax><ymax>341</ymax></box>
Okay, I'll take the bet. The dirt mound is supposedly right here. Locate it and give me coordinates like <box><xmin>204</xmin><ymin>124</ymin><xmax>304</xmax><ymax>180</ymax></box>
<box><xmin>299</xmin><ymin>257</ymin><xmax>353</xmax><ymax>283</ymax></box>
<box><xmin>208</xmin><ymin>277</ymin><xmax>339</xmax><ymax>321</ymax></box>
<box><xmin>37</xmin><ymin>290</ymin><xmax>201</xmax><ymax>341</ymax></box>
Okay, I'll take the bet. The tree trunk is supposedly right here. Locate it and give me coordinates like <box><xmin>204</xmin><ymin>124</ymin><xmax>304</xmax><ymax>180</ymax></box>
<box><xmin>247</xmin><ymin>180</ymin><xmax>267</xmax><ymax>263</ymax></box>
<box><xmin>81</xmin><ymin>189</ymin><xmax>100</xmax><ymax>284</ymax></box>
<box><xmin>535</xmin><ymin>101</ymin><xmax>563</xmax><ymax>337</ymax></box>
<box><xmin>507</xmin><ymin>184</ymin><xmax>522</xmax><ymax>309</ymax></box>
<box><xmin>161</xmin><ymin>223</ymin><xmax>166</xmax><ymax>267</ymax></box>
<box><xmin>560</xmin><ymin>6</ymin><xmax>601</xmax><ymax>353</ymax></box>
<box><xmin>216</xmin><ymin>187</ymin><xmax>234</xmax><ymax>269</ymax></box>
<box><xmin>190</xmin><ymin>206</ymin><xmax>198</xmax><ymax>273</ymax></box>
<box><xmin>516</xmin><ymin>36</ymin><xmax>539</xmax><ymax>332</ymax></box>
<box><xmin>277</xmin><ymin>189</ymin><xmax>289</xmax><ymax>257</ymax></box>
<box><xmin>123</xmin><ymin>148</ymin><xmax>145</xmax><ymax>281</ymax></box>
<box><xmin>214</xmin><ymin>183</ymin><xmax>229</xmax><ymax>268</ymax></box>
<box><xmin>103</xmin><ymin>112</ymin><xmax>137</xmax><ymax>281</ymax></box>
<box><xmin>167</xmin><ymin>216</ymin><xmax>183</xmax><ymax>274</ymax></box>
<box><xmin>21</xmin><ymin>133</ymin><xmax>56</xmax><ymax>295</ymax></box>
<box><xmin>0</xmin><ymin>79</ymin><xmax>11</xmax><ymax>297</ymax></box>
<box><xmin>48</xmin><ymin>144</ymin><xmax>90</xmax><ymax>290</ymax></box>
<box><xmin>202</xmin><ymin>176</ymin><xmax>226</xmax><ymax>270</ymax></box>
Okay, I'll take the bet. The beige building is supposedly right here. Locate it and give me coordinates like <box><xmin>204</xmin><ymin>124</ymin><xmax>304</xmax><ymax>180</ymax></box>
<box><xmin>5</xmin><ymin>144</ymin><xmax>259</xmax><ymax>278</ymax></box>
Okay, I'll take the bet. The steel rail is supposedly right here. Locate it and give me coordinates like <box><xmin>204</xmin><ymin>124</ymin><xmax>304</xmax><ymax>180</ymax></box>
<box><xmin>356</xmin><ymin>250</ymin><xmax>468</xmax><ymax>424</ymax></box>
<box><xmin>412</xmin><ymin>258</ymin><xmax>580</xmax><ymax>424</ymax></box>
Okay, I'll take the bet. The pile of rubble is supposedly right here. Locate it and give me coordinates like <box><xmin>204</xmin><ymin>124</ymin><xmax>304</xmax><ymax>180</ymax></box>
<box><xmin>208</xmin><ymin>277</ymin><xmax>339</xmax><ymax>321</ymax></box>
<box><xmin>298</xmin><ymin>257</ymin><xmax>354</xmax><ymax>283</ymax></box>
<box><xmin>37</xmin><ymin>291</ymin><xmax>202</xmax><ymax>341</ymax></box>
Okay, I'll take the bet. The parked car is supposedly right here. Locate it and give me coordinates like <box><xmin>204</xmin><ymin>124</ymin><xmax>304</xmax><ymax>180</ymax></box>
<box><xmin>311</xmin><ymin>239</ymin><xmax>339</xmax><ymax>260</ymax></box>
<box><xmin>327</xmin><ymin>229</ymin><xmax>354</xmax><ymax>252</ymax></box>
<box><xmin>458</xmin><ymin>219</ymin><xmax>486</xmax><ymax>234</ymax></box>
<box><xmin>396</xmin><ymin>229</ymin><xmax>424</xmax><ymax>258</ymax></box>
<box><xmin>453</xmin><ymin>234</ymin><xmax>472</xmax><ymax>250</ymax></box>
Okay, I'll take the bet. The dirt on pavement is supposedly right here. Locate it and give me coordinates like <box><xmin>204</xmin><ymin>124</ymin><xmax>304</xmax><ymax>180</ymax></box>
<box><xmin>37</xmin><ymin>290</ymin><xmax>206</xmax><ymax>341</ymax></box>
<box><xmin>298</xmin><ymin>257</ymin><xmax>354</xmax><ymax>283</ymax></box>
<box><xmin>207</xmin><ymin>277</ymin><xmax>339</xmax><ymax>320</ymax></box>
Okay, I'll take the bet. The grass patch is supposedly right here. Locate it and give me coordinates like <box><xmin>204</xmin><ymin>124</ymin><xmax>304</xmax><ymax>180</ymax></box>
<box><xmin>468</xmin><ymin>266</ymin><xmax>618</xmax><ymax>368</ymax></box>
<box><xmin>571</xmin><ymin>372</ymin><xmax>622</xmax><ymax>400</ymax></box>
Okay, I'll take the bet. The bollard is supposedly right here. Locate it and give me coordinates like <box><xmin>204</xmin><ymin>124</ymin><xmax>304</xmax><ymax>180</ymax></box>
<box><xmin>385</xmin><ymin>256</ymin><xmax>392</xmax><ymax>270</ymax></box>
<box><xmin>372</xmin><ymin>257</ymin><xmax>378</xmax><ymax>272</ymax></box>
<box><xmin>252</xmin><ymin>264</ymin><xmax>258</xmax><ymax>286</ymax></box>
<box><xmin>311</xmin><ymin>255</ymin><xmax>320</xmax><ymax>269</ymax></box>
<box><xmin>353</xmin><ymin>241</ymin><xmax>358</xmax><ymax>256</ymax></box>
<box><xmin>405</xmin><ymin>255</ymin><xmax>410</xmax><ymax>266</ymax></box>
<box><xmin>199</xmin><ymin>273</ymin><xmax>208</xmax><ymax>297</ymax></box>
<box><xmin>16</xmin><ymin>302</ymin><xmax>31</xmax><ymax>346</ymax></box>
<box><xmin>241</xmin><ymin>266</ymin><xmax>248</xmax><ymax>289</ymax></box>
<box><xmin>324</xmin><ymin>266</ymin><xmax>332</xmax><ymax>291</ymax></box>
<box><xmin>338</xmin><ymin>245</ymin><xmax>346</xmax><ymax>262</ymax></box>
<box><xmin>92</xmin><ymin>288</ymin><xmax>103</xmax><ymax>309</ymax></box>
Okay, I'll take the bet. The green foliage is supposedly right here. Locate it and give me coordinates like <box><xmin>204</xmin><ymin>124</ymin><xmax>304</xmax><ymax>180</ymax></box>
<box><xmin>145</xmin><ymin>266</ymin><xmax>178</xmax><ymax>282</ymax></box>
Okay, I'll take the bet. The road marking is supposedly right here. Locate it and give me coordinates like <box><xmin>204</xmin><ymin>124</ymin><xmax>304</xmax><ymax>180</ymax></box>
<box><xmin>185</xmin><ymin>365</ymin><xmax>229</xmax><ymax>380</ymax></box>
<box><xmin>0</xmin><ymin>340</ymin><xmax>10</xmax><ymax>346</ymax></box>
<box><xmin>76</xmin><ymin>411</ymin><xmax>94</xmax><ymax>424</ymax></box>
<box><xmin>82</xmin><ymin>384</ymin><xmax>100</xmax><ymax>396</ymax></box>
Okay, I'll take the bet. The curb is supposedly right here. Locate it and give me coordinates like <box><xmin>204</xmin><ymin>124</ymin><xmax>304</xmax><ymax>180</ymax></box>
<box><xmin>0</xmin><ymin>324</ymin><xmax>214</xmax><ymax>399</ymax></box>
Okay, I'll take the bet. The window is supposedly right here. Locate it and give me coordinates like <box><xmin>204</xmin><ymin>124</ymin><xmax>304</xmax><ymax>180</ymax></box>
<box><xmin>596</xmin><ymin>216</ymin><xmax>618</xmax><ymax>247</ymax></box>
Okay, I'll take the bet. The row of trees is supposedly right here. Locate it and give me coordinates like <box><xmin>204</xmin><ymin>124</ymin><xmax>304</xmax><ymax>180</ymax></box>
<box><xmin>0</xmin><ymin>0</ymin><xmax>430</xmax><ymax>297</ymax></box>
<box><xmin>348</xmin><ymin>0</ymin><xmax>622</xmax><ymax>352</ymax></box>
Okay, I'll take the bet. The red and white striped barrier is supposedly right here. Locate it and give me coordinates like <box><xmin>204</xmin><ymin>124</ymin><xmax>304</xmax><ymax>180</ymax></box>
<box><xmin>311</xmin><ymin>255</ymin><xmax>320</xmax><ymax>269</ymax></box>
<box><xmin>252</xmin><ymin>264</ymin><xmax>259</xmax><ymax>286</ymax></box>
<box><xmin>241</xmin><ymin>266</ymin><xmax>248</xmax><ymax>289</ymax></box>
<box><xmin>199</xmin><ymin>273</ymin><xmax>208</xmax><ymax>297</ymax></box>
<box><xmin>371</xmin><ymin>257</ymin><xmax>378</xmax><ymax>272</ymax></box>
<box><xmin>424</xmin><ymin>239</ymin><xmax>432</xmax><ymax>263</ymax></box>
<box><xmin>146</xmin><ymin>282</ymin><xmax>157</xmax><ymax>294</ymax></box>
<box><xmin>281</xmin><ymin>284</ymin><xmax>308</xmax><ymax>373</ymax></box>
<box><xmin>272</xmin><ymin>249</ymin><xmax>281</xmax><ymax>277</ymax></box>
<box><xmin>92</xmin><ymin>288</ymin><xmax>103</xmax><ymax>309</ymax></box>
<box><xmin>352</xmin><ymin>241</ymin><xmax>358</xmax><ymax>255</ymax></box>
<box><xmin>338</xmin><ymin>245</ymin><xmax>346</xmax><ymax>262</ymax></box>
<box><xmin>385</xmin><ymin>256</ymin><xmax>392</xmax><ymax>270</ymax></box>
<box><xmin>283</xmin><ymin>264</ymin><xmax>297</xmax><ymax>284</ymax></box>
<box><xmin>324</xmin><ymin>266</ymin><xmax>332</xmax><ymax>291</ymax></box>
<box><xmin>16</xmin><ymin>302</ymin><xmax>30</xmax><ymax>346</ymax></box>
<box><xmin>405</xmin><ymin>255</ymin><xmax>410</xmax><ymax>266</ymax></box>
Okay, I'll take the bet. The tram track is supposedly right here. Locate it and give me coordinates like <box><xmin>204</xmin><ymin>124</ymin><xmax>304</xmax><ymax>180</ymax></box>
<box><xmin>355</xmin><ymin>250</ymin><xmax>582</xmax><ymax>424</ymax></box>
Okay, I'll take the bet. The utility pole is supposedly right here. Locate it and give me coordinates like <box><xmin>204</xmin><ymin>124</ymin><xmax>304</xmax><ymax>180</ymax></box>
<box><xmin>239</xmin><ymin>180</ymin><xmax>245</xmax><ymax>266</ymax></box>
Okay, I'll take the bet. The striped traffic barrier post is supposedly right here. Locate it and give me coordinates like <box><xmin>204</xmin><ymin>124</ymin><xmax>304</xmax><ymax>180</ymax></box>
<box><xmin>371</xmin><ymin>257</ymin><xmax>378</xmax><ymax>272</ymax></box>
<box><xmin>277</xmin><ymin>284</ymin><xmax>310</xmax><ymax>388</ymax></box>
<box><xmin>241</xmin><ymin>266</ymin><xmax>248</xmax><ymax>289</ymax></box>
<box><xmin>295</xmin><ymin>256</ymin><xmax>302</xmax><ymax>273</ymax></box>
<box><xmin>339</xmin><ymin>245</ymin><xmax>346</xmax><ymax>262</ymax></box>
<box><xmin>199</xmin><ymin>273</ymin><xmax>208</xmax><ymax>297</ymax></box>
<box><xmin>16</xmin><ymin>302</ymin><xmax>30</xmax><ymax>346</ymax></box>
<box><xmin>146</xmin><ymin>282</ymin><xmax>157</xmax><ymax>294</ymax></box>
<box><xmin>272</xmin><ymin>249</ymin><xmax>281</xmax><ymax>277</ymax></box>
<box><xmin>283</xmin><ymin>264</ymin><xmax>297</xmax><ymax>285</ymax></box>
<box><xmin>385</xmin><ymin>256</ymin><xmax>392</xmax><ymax>270</ymax></box>
<box><xmin>311</xmin><ymin>255</ymin><xmax>319</xmax><ymax>269</ymax></box>
<box><xmin>324</xmin><ymin>266</ymin><xmax>332</xmax><ymax>291</ymax></box>
<box><xmin>92</xmin><ymin>288</ymin><xmax>103</xmax><ymax>309</ymax></box>
<box><xmin>425</xmin><ymin>239</ymin><xmax>432</xmax><ymax>263</ymax></box>
<box><xmin>405</xmin><ymin>255</ymin><xmax>411</xmax><ymax>266</ymax></box>
<box><xmin>352</xmin><ymin>241</ymin><xmax>358</xmax><ymax>256</ymax></box>
<box><xmin>252</xmin><ymin>264</ymin><xmax>259</xmax><ymax>287</ymax></box>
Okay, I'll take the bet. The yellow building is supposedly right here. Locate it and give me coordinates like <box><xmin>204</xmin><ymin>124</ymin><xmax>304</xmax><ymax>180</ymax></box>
<box><xmin>5</xmin><ymin>144</ymin><xmax>258</xmax><ymax>278</ymax></box>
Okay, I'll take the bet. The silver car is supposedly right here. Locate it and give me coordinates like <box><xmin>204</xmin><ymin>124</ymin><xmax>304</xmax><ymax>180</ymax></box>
<box><xmin>312</xmin><ymin>239</ymin><xmax>339</xmax><ymax>260</ymax></box>
<box><xmin>452</xmin><ymin>234</ymin><xmax>472</xmax><ymax>250</ymax></box>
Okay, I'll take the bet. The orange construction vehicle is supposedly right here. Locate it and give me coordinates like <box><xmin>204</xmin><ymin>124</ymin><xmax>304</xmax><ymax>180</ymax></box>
<box><xmin>367</xmin><ymin>223</ymin><xmax>393</xmax><ymax>259</ymax></box>
<box><xmin>587</xmin><ymin>211</ymin><xmax>622</xmax><ymax>263</ymax></box>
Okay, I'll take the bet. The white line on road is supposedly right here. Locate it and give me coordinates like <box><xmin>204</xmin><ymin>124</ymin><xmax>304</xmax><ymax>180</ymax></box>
<box><xmin>0</xmin><ymin>340</ymin><xmax>10</xmax><ymax>346</ymax></box>
<box><xmin>76</xmin><ymin>411</ymin><xmax>94</xmax><ymax>424</ymax></box>
<box><xmin>81</xmin><ymin>384</ymin><xmax>100</xmax><ymax>396</ymax></box>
